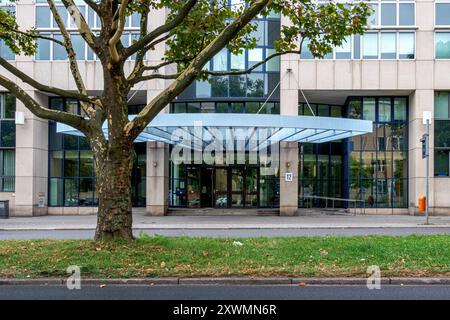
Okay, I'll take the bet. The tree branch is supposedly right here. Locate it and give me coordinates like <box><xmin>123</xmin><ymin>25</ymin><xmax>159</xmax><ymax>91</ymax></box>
<box><xmin>129</xmin><ymin>72</ymin><xmax>181</xmax><ymax>85</ymax></box>
<box><xmin>109</xmin><ymin>0</ymin><xmax>129</xmax><ymax>63</ymax></box>
<box><xmin>61</xmin><ymin>0</ymin><xmax>97</xmax><ymax>52</ymax></box>
<box><xmin>124</xmin><ymin>0</ymin><xmax>197</xmax><ymax>59</ymax></box>
<box><xmin>0</xmin><ymin>57</ymin><xmax>97</xmax><ymax>103</ymax></box>
<box><xmin>124</xmin><ymin>0</ymin><xmax>271</xmax><ymax>140</ymax></box>
<box><xmin>83</xmin><ymin>0</ymin><xmax>100</xmax><ymax>13</ymax></box>
<box><xmin>0</xmin><ymin>74</ymin><xmax>87</xmax><ymax>132</ymax></box>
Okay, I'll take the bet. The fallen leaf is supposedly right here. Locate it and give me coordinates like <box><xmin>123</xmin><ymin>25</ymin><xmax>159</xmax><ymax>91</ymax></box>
<box><xmin>99</xmin><ymin>284</ymin><xmax>106</xmax><ymax>288</ymax></box>
<box><xmin>160</xmin><ymin>261</ymin><xmax>166</xmax><ymax>267</ymax></box>
<box><xmin>298</xmin><ymin>282</ymin><xmax>307</xmax><ymax>287</ymax></box>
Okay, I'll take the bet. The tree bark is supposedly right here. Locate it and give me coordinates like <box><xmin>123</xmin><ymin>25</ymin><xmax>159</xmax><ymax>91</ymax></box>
<box><xmin>93</xmin><ymin>138</ymin><xmax>135</xmax><ymax>241</ymax></box>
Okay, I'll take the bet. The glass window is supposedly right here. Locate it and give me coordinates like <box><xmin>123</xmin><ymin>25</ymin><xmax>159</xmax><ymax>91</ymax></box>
<box><xmin>435</xmin><ymin>120</ymin><xmax>450</xmax><ymax>148</ymax></box>
<box><xmin>363</xmin><ymin>98</ymin><xmax>376</xmax><ymax>121</ymax></box>
<box><xmin>353</xmin><ymin>34</ymin><xmax>361</xmax><ymax>59</ymax></box>
<box><xmin>201</xmin><ymin>102</ymin><xmax>215</xmax><ymax>113</ymax></box>
<box><xmin>0</xmin><ymin>40</ymin><xmax>14</xmax><ymax>60</ymax></box>
<box><xmin>53</xmin><ymin>6</ymin><xmax>68</xmax><ymax>28</ymax></box>
<box><xmin>211</xmin><ymin>76</ymin><xmax>229</xmax><ymax>97</ymax></box>
<box><xmin>300</xmin><ymin>38</ymin><xmax>314</xmax><ymax>59</ymax></box>
<box><xmin>246</xmin><ymin>74</ymin><xmax>264</xmax><ymax>97</ymax></box>
<box><xmin>246</xmin><ymin>102</ymin><xmax>260</xmax><ymax>114</ymax></box>
<box><xmin>229</xmin><ymin>75</ymin><xmax>246</xmax><ymax>97</ymax></box>
<box><xmin>436</xmin><ymin>32</ymin><xmax>450</xmax><ymax>59</ymax></box>
<box><xmin>0</xmin><ymin>149</ymin><xmax>15</xmax><ymax>192</ymax></box>
<box><xmin>3</xmin><ymin>94</ymin><xmax>15</xmax><ymax>119</ymax></box>
<box><xmin>435</xmin><ymin>150</ymin><xmax>450</xmax><ymax>176</ymax></box>
<box><xmin>251</xmin><ymin>20</ymin><xmax>265</xmax><ymax>46</ymax></box>
<box><xmin>248</xmin><ymin>48</ymin><xmax>263</xmax><ymax>71</ymax></box>
<box><xmin>266</xmin><ymin>48</ymin><xmax>280</xmax><ymax>71</ymax></box>
<box><xmin>216</xmin><ymin>103</ymin><xmax>229</xmax><ymax>113</ymax></box>
<box><xmin>368</xmin><ymin>4</ymin><xmax>379</xmax><ymax>26</ymax></box>
<box><xmin>187</xmin><ymin>102</ymin><xmax>200</xmax><ymax>113</ymax></box>
<box><xmin>172</xmin><ymin>102</ymin><xmax>186</xmax><ymax>113</ymax></box>
<box><xmin>1</xmin><ymin>121</ymin><xmax>15</xmax><ymax>147</ymax></box>
<box><xmin>335</xmin><ymin>36</ymin><xmax>351</xmax><ymax>59</ymax></box>
<box><xmin>64</xmin><ymin>151</ymin><xmax>78</xmax><ymax>177</ymax></box>
<box><xmin>379</xmin><ymin>98</ymin><xmax>392</xmax><ymax>122</ymax></box>
<box><xmin>71</xmin><ymin>34</ymin><xmax>85</xmax><ymax>60</ymax></box>
<box><xmin>399</xmin><ymin>32</ymin><xmax>415</xmax><ymax>59</ymax></box>
<box><xmin>131</xmin><ymin>12</ymin><xmax>140</xmax><ymax>28</ymax></box>
<box><xmin>53</xmin><ymin>35</ymin><xmax>68</xmax><ymax>60</ymax></box>
<box><xmin>394</xmin><ymin>98</ymin><xmax>407</xmax><ymax>121</ymax></box>
<box><xmin>230</xmin><ymin>52</ymin><xmax>245</xmax><ymax>70</ymax></box>
<box><xmin>213</xmin><ymin>49</ymin><xmax>228</xmax><ymax>71</ymax></box>
<box><xmin>381</xmin><ymin>33</ymin><xmax>396</xmax><ymax>59</ymax></box>
<box><xmin>196</xmin><ymin>80</ymin><xmax>211</xmax><ymax>98</ymax></box>
<box><xmin>49</xmin><ymin>178</ymin><xmax>63</xmax><ymax>206</ymax></box>
<box><xmin>232</xmin><ymin>102</ymin><xmax>244</xmax><ymax>113</ymax></box>
<box><xmin>435</xmin><ymin>92</ymin><xmax>449</xmax><ymax>119</ymax></box>
<box><xmin>64</xmin><ymin>178</ymin><xmax>78</xmax><ymax>206</ymax></box>
<box><xmin>36</xmin><ymin>6</ymin><xmax>51</xmax><ymax>28</ymax></box>
<box><xmin>363</xmin><ymin>33</ymin><xmax>378</xmax><ymax>59</ymax></box>
<box><xmin>436</xmin><ymin>3</ymin><xmax>450</xmax><ymax>25</ymax></box>
<box><xmin>399</xmin><ymin>3</ymin><xmax>414</xmax><ymax>26</ymax></box>
<box><xmin>50</xmin><ymin>151</ymin><xmax>63</xmax><ymax>177</ymax></box>
<box><xmin>381</xmin><ymin>3</ymin><xmax>396</xmax><ymax>26</ymax></box>
<box><xmin>79</xmin><ymin>151</ymin><xmax>93</xmax><ymax>177</ymax></box>
<box><xmin>348</xmin><ymin>98</ymin><xmax>362</xmax><ymax>119</ymax></box>
<box><xmin>36</xmin><ymin>38</ymin><xmax>51</xmax><ymax>60</ymax></box>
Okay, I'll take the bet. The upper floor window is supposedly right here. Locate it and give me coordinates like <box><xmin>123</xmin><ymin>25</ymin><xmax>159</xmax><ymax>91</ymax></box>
<box><xmin>434</xmin><ymin>92</ymin><xmax>450</xmax><ymax>177</ymax></box>
<box><xmin>301</xmin><ymin>31</ymin><xmax>415</xmax><ymax>60</ymax></box>
<box><xmin>436</xmin><ymin>3</ymin><xmax>450</xmax><ymax>26</ymax></box>
<box><xmin>0</xmin><ymin>4</ymin><xmax>15</xmax><ymax>60</ymax></box>
<box><xmin>435</xmin><ymin>32</ymin><xmax>450</xmax><ymax>59</ymax></box>
<box><xmin>367</xmin><ymin>0</ymin><xmax>415</xmax><ymax>28</ymax></box>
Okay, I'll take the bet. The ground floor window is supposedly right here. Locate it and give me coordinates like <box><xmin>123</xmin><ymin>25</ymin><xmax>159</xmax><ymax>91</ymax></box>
<box><xmin>434</xmin><ymin>92</ymin><xmax>450</xmax><ymax>177</ymax></box>
<box><xmin>48</xmin><ymin>97</ymin><xmax>146</xmax><ymax>206</ymax></box>
<box><xmin>0</xmin><ymin>93</ymin><xmax>15</xmax><ymax>192</ymax></box>
<box><xmin>170</xmin><ymin>163</ymin><xmax>279</xmax><ymax>209</ymax></box>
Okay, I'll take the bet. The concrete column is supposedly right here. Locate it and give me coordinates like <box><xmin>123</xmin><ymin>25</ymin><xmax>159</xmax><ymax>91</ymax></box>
<box><xmin>279</xmin><ymin>49</ymin><xmax>300</xmax><ymax>216</ymax></box>
<box><xmin>146</xmin><ymin>141</ymin><xmax>169</xmax><ymax>215</ymax></box>
<box><xmin>279</xmin><ymin>142</ymin><xmax>299</xmax><ymax>216</ymax></box>
<box><xmin>14</xmin><ymin>92</ymin><xmax>49</xmax><ymax>216</ymax></box>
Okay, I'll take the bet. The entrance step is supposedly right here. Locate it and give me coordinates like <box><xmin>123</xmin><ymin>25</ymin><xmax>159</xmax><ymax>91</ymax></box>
<box><xmin>168</xmin><ymin>208</ymin><xmax>279</xmax><ymax>216</ymax></box>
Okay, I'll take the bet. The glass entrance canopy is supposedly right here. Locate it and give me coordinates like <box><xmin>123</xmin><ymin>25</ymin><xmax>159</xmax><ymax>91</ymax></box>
<box><xmin>57</xmin><ymin>114</ymin><xmax>373</xmax><ymax>150</ymax></box>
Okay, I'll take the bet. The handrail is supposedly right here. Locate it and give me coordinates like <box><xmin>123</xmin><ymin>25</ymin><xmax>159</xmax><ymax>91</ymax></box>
<box><xmin>300</xmin><ymin>195</ymin><xmax>366</xmax><ymax>215</ymax></box>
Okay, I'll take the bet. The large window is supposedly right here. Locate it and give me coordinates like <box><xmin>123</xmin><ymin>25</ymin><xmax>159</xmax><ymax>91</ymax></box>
<box><xmin>179</xmin><ymin>15</ymin><xmax>280</xmax><ymax>100</ymax></box>
<box><xmin>0</xmin><ymin>94</ymin><xmax>15</xmax><ymax>192</ymax></box>
<box><xmin>48</xmin><ymin>98</ymin><xmax>146</xmax><ymax>206</ymax></box>
<box><xmin>348</xmin><ymin>97</ymin><xmax>408</xmax><ymax>208</ymax></box>
<box><xmin>436</xmin><ymin>32</ymin><xmax>450</xmax><ymax>59</ymax></box>
<box><xmin>301</xmin><ymin>32</ymin><xmax>415</xmax><ymax>60</ymax></box>
<box><xmin>0</xmin><ymin>4</ymin><xmax>15</xmax><ymax>60</ymax></box>
<box><xmin>301</xmin><ymin>0</ymin><xmax>415</xmax><ymax>60</ymax></box>
<box><xmin>434</xmin><ymin>92</ymin><xmax>450</xmax><ymax>177</ymax></box>
<box><xmin>171</xmin><ymin>101</ymin><xmax>280</xmax><ymax>114</ymax></box>
<box><xmin>34</xmin><ymin>2</ymin><xmax>139</xmax><ymax>61</ymax></box>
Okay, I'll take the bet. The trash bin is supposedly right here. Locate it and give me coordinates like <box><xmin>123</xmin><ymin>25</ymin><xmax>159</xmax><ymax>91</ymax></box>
<box><xmin>0</xmin><ymin>200</ymin><xmax>9</xmax><ymax>219</ymax></box>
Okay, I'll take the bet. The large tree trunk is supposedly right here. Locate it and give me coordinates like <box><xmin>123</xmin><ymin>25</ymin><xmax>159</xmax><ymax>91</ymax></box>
<box><xmin>93</xmin><ymin>137</ymin><xmax>135</xmax><ymax>241</ymax></box>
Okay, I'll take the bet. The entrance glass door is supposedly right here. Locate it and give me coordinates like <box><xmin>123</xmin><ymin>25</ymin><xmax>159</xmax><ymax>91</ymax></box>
<box><xmin>245</xmin><ymin>167</ymin><xmax>258</xmax><ymax>207</ymax></box>
<box><xmin>214</xmin><ymin>168</ymin><xmax>228</xmax><ymax>208</ymax></box>
<box><xmin>231</xmin><ymin>167</ymin><xmax>244</xmax><ymax>207</ymax></box>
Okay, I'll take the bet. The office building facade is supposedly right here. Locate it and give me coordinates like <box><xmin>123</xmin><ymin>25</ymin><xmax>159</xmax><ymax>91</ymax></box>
<box><xmin>1</xmin><ymin>0</ymin><xmax>449</xmax><ymax>216</ymax></box>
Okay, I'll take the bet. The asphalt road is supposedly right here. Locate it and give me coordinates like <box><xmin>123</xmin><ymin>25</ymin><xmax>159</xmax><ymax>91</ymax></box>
<box><xmin>1</xmin><ymin>284</ymin><xmax>450</xmax><ymax>300</ymax></box>
<box><xmin>1</xmin><ymin>227</ymin><xmax>450</xmax><ymax>239</ymax></box>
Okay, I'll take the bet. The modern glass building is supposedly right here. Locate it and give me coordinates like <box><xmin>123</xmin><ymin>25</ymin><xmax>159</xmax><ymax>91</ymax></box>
<box><xmin>1</xmin><ymin>0</ymin><xmax>450</xmax><ymax>216</ymax></box>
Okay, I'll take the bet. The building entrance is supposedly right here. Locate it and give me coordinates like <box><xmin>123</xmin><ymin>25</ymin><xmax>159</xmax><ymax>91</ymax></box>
<box><xmin>184</xmin><ymin>165</ymin><xmax>259</xmax><ymax>209</ymax></box>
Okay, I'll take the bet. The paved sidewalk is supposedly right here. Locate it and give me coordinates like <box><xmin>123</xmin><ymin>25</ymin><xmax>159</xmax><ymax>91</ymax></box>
<box><xmin>1</xmin><ymin>210</ymin><xmax>450</xmax><ymax>230</ymax></box>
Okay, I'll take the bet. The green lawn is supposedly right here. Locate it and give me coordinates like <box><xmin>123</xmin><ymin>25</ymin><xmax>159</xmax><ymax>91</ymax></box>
<box><xmin>1</xmin><ymin>234</ymin><xmax>450</xmax><ymax>278</ymax></box>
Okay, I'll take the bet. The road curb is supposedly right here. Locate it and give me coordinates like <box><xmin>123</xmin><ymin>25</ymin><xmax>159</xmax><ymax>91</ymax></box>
<box><xmin>1</xmin><ymin>277</ymin><xmax>450</xmax><ymax>286</ymax></box>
